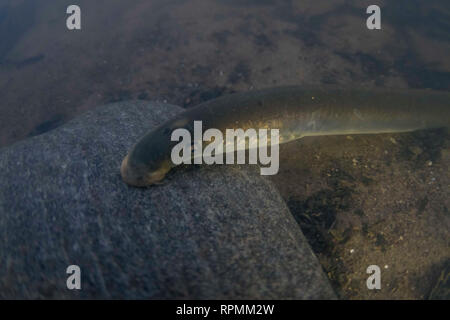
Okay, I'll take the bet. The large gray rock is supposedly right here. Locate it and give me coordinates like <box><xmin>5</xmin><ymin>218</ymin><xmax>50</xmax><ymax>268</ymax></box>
<box><xmin>0</xmin><ymin>100</ymin><xmax>335</xmax><ymax>299</ymax></box>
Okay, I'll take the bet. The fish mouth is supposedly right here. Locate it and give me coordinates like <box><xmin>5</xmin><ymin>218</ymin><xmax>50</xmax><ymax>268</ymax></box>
<box><xmin>121</xmin><ymin>155</ymin><xmax>167</xmax><ymax>187</ymax></box>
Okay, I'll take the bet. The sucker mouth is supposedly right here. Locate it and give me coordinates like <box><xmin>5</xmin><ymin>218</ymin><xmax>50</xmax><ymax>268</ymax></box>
<box><xmin>121</xmin><ymin>155</ymin><xmax>168</xmax><ymax>187</ymax></box>
<box><xmin>120</xmin><ymin>155</ymin><xmax>136</xmax><ymax>186</ymax></box>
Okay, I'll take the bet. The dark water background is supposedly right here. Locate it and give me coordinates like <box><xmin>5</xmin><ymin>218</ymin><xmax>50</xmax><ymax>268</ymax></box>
<box><xmin>1</xmin><ymin>0</ymin><xmax>449</xmax><ymax>146</ymax></box>
<box><xmin>0</xmin><ymin>0</ymin><xmax>449</xmax><ymax>299</ymax></box>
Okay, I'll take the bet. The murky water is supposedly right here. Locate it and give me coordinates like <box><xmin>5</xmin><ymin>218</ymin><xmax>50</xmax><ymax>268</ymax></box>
<box><xmin>0</xmin><ymin>0</ymin><xmax>449</xmax><ymax>299</ymax></box>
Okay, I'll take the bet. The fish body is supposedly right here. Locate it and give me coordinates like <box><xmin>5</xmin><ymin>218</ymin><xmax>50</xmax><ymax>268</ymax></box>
<box><xmin>121</xmin><ymin>86</ymin><xmax>450</xmax><ymax>186</ymax></box>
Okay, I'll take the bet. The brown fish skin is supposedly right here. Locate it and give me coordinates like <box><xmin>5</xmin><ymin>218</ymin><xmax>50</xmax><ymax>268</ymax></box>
<box><xmin>121</xmin><ymin>86</ymin><xmax>450</xmax><ymax>187</ymax></box>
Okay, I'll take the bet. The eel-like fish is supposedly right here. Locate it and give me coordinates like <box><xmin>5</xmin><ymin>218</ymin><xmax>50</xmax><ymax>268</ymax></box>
<box><xmin>121</xmin><ymin>86</ymin><xmax>449</xmax><ymax>186</ymax></box>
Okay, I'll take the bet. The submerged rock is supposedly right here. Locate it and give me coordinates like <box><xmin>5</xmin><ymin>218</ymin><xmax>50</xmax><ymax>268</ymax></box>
<box><xmin>0</xmin><ymin>100</ymin><xmax>335</xmax><ymax>299</ymax></box>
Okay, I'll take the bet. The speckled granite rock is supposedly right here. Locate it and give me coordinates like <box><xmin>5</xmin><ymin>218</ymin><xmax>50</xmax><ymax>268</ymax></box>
<box><xmin>0</xmin><ymin>100</ymin><xmax>335</xmax><ymax>299</ymax></box>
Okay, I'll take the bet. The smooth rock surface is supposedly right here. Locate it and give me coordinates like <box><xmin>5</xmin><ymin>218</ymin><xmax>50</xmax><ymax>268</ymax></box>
<box><xmin>0</xmin><ymin>100</ymin><xmax>336</xmax><ymax>299</ymax></box>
